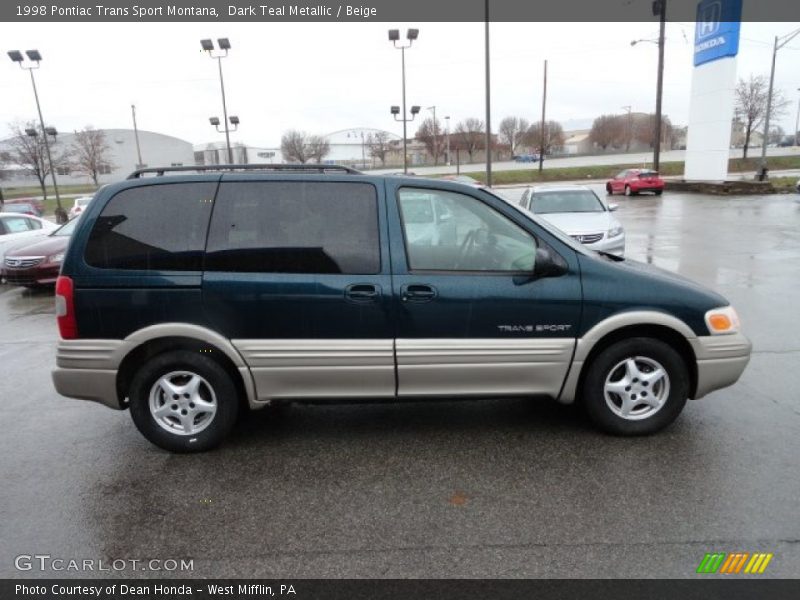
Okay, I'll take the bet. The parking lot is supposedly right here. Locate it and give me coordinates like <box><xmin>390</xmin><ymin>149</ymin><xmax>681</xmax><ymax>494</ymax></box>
<box><xmin>1</xmin><ymin>188</ymin><xmax>799</xmax><ymax>578</ymax></box>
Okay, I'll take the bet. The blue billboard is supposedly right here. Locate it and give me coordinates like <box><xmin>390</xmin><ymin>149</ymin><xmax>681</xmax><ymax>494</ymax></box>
<box><xmin>693</xmin><ymin>0</ymin><xmax>742</xmax><ymax>67</ymax></box>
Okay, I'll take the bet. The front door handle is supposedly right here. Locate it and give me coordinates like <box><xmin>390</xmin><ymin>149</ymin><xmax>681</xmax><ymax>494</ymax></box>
<box><xmin>345</xmin><ymin>283</ymin><xmax>380</xmax><ymax>303</ymax></box>
<box><xmin>401</xmin><ymin>284</ymin><xmax>437</xmax><ymax>303</ymax></box>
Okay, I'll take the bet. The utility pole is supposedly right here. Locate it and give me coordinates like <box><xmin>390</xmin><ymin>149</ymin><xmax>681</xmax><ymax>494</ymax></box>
<box><xmin>622</xmin><ymin>105</ymin><xmax>632</xmax><ymax>152</ymax></box>
<box><xmin>131</xmin><ymin>104</ymin><xmax>143</xmax><ymax>168</ymax></box>
<box><xmin>653</xmin><ymin>0</ymin><xmax>666</xmax><ymax>172</ymax></box>
<box><xmin>761</xmin><ymin>29</ymin><xmax>800</xmax><ymax>170</ymax></box>
<box><xmin>484</xmin><ymin>0</ymin><xmax>492</xmax><ymax>187</ymax></box>
<box><xmin>539</xmin><ymin>59</ymin><xmax>547</xmax><ymax>173</ymax></box>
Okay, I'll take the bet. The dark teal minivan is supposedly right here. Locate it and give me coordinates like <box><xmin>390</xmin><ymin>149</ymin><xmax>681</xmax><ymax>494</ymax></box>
<box><xmin>52</xmin><ymin>165</ymin><xmax>751</xmax><ymax>452</ymax></box>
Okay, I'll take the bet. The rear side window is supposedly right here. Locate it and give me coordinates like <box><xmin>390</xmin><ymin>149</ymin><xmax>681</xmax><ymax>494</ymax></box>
<box><xmin>205</xmin><ymin>181</ymin><xmax>380</xmax><ymax>274</ymax></box>
<box><xmin>85</xmin><ymin>182</ymin><xmax>216</xmax><ymax>271</ymax></box>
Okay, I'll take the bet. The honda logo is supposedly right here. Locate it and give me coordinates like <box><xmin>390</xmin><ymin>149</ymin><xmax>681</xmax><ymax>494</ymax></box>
<box><xmin>697</xmin><ymin>1</ymin><xmax>721</xmax><ymax>38</ymax></box>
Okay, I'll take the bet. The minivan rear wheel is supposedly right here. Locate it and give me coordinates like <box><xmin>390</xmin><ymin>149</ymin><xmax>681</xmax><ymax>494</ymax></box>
<box><xmin>128</xmin><ymin>350</ymin><xmax>239</xmax><ymax>452</ymax></box>
<box><xmin>581</xmin><ymin>337</ymin><xmax>688</xmax><ymax>435</ymax></box>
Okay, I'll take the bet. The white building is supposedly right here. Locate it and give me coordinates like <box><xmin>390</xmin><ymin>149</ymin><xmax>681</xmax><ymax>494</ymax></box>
<box><xmin>323</xmin><ymin>128</ymin><xmax>402</xmax><ymax>167</ymax></box>
<box><xmin>0</xmin><ymin>128</ymin><xmax>195</xmax><ymax>187</ymax></box>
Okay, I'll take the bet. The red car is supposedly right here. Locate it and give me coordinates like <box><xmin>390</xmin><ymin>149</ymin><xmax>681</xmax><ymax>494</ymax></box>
<box><xmin>3</xmin><ymin>217</ymin><xmax>78</xmax><ymax>287</ymax></box>
<box><xmin>4</xmin><ymin>197</ymin><xmax>45</xmax><ymax>217</ymax></box>
<box><xmin>606</xmin><ymin>169</ymin><xmax>664</xmax><ymax>196</ymax></box>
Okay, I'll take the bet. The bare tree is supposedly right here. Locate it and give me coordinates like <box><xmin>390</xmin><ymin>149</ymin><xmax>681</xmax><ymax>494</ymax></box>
<box><xmin>453</xmin><ymin>118</ymin><xmax>485</xmax><ymax>162</ymax></box>
<box><xmin>632</xmin><ymin>114</ymin><xmax>673</xmax><ymax>149</ymax></box>
<box><xmin>367</xmin><ymin>131</ymin><xmax>391</xmax><ymax>166</ymax></box>
<box><xmin>280</xmin><ymin>131</ymin><xmax>330</xmax><ymax>164</ymax></box>
<box><xmin>280</xmin><ymin>130</ymin><xmax>309</xmax><ymax>163</ymax></box>
<box><xmin>590</xmin><ymin>115</ymin><xmax>625</xmax><ymax>150</ymax></box>
<box><xmin>306</xmin><ymin>135</ymin><xmax>331</xmax><ymax>164</ymax></box>
<box><xmin>5</xmin><ymin>121</ymin><xmax>68</xmax><ymax>200</ymax></box>
<box><xmin>525</xmin><ymin>120</ymin><xmax>565</xmax><ymax>156</ymax></box>
<box><xmin>735</xmin><ymin>75</ymin><xmax>788</xmax><ymax>158</ymax></box>
<box><xmin>415</xmin><ymin>118</ymin><xmax>445</xmax><ymax>165</ymax></box>
<box><xmin>497</xmin><ymin>116</ymin><xmax>530</xmax><ymax>156</ymax></box>
<box><xmin>70</xmin><ymin>126</ymin><xmax>114</xmax><ymax>186</ymax></box>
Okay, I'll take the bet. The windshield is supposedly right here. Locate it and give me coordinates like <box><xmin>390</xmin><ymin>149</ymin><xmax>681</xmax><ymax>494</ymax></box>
<box><xmin>53</xmin><ymin>217</ymin><xmax>80</xmax><ymax>237</ymax></box>
<box><xmin>530</xmin><ymin>190</ymin><xmax>605</xmax><ymax>214</ymax></box>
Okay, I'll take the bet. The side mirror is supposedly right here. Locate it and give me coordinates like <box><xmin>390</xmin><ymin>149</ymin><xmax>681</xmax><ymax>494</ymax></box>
<box><xmin>533</xmin><ymin>246</ymin><xmax>568</xmax><ymax>278</ymax></box>
<box><xmin>608</xmin><ymin>203</ymin><xmax>619</xmax><ymax>212</ymax></box>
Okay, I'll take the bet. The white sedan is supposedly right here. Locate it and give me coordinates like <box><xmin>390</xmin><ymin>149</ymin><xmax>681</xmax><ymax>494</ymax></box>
<box><xmin>68</xmin><ymin>196</ymin><xmax>94</xmax><ymax>219</ymax></box>
<box><xmin>0</xmin><ymin>213</ymin><xmax>59</xmax><ymax>274</ymax></box>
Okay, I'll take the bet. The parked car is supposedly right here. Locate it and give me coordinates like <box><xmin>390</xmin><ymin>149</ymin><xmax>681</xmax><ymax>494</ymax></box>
<box><xmin>2</xmin><ymin>202</ymin><xmax>41</xmax><ymax>217</ymax></box>
<box><xmin>514</xmin><ymin>154</ymin><xmax>541</xmax><ymax>163</ymax></box>
<box><xmin>606</xmin><ymin>169</ymin><xmax>664</xmax><ymax>196</ymax></box>
<box><xmin>4</xmin><ymin>197</ymin><xmax>44</xmax><ymax>217</ymax></box>
<box><xmin>68</xmin><ymin>196</ymin><xmax>93</xmax><ymax>219</ymax></box>
<box><xmin>3</xmin><ymin>216</ymin><xmax>80</xmax><ymax>287</ymax></box>
<box><xmin>0</xmin><ymin>213</ymin><xmax>59</xmax><ymax>277</ymax></box>
<box><xmin>518</xmin><ymin>185</ymin><xmax>625</xmax><ymax>256</ymax></box>
<box><xmin>52</xmin><ymin>164</ymin><xmax>750</xmax><ymax>452</ymax></box>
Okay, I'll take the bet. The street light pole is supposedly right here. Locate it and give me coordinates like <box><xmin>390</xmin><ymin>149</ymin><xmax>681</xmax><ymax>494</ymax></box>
<box><xmin>427</xmin><ymin>106</ymin><xmax>437</xmax><ymax>165</ymax></box>
<box><xmin>484</xmin><ymin>0</ymin><xmax>492</xmax><ymax>187</ymax></box>
<box><xmin>201</xmin><ymin>38</ymin><xmax>234</xmax><ymax>164</ymax></box>
<box><xmin>794</xmin><ymin>88</ymin><xmax>800</xmax><ymax>147</ymax></box>
<box><xmin>8</xmin><ymin>49</ymin><xmax>65</xmax><ymax>222</ymax></box>
<box><xmin>760</xmin><ymin>28</ymin><xmax>800</xmax><ymax>170</ymax></box>
<box><xmin>389</xmin><ymin>28</ymin><xmax>418</xmax><ymax>174</ymax></box>
<box><xmin>445</xmin><ymin>115</ymin><xmax>451</xmax><ymax>166</ymax></box>
<box><xmin>653</xmin><ymin>0</ymin><xmax>666</xmax><ymax>172</ymax></box>
<box><xmin>539</xmin><ymin>59</ymin><xmax>547</xmax><ymax>173</ymax></box>
<box><xmin>131</xmin><ymin>104</ymin><xmax>143</xmax><ymax>168</ymax></box>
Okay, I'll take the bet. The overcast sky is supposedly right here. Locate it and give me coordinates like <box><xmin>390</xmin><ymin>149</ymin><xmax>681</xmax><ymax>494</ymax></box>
<box><xmin>2</xmin><ymin>21</ymin><xmax>798</xmax><ymax>147</ymax></box>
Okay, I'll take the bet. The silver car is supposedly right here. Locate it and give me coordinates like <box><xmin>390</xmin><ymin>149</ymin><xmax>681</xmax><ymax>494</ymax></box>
<box><xmin>518</xmin><ymin>185</ymin><xmax>625</xmax><ymax>256</ymax></box>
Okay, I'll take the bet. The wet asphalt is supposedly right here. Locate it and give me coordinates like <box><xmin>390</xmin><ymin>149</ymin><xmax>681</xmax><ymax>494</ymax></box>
<box><xmin>1</xmin><ymin>188</ymin><xmax>799</xmax><ymax>579</ymax></box>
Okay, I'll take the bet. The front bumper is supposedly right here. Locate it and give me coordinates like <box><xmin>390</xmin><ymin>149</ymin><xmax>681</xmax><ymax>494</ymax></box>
<box><xmin>690</xmin><ymin>332</ymin><xmax>752</xmax><ymax>399</ymax></box>
<box><xmin>4</xmin><ymin>265</ymin><xmax>60</xmax><ymax>286</ymax></box>
<box><xmin>586</xmin><ymin>233</ymin><xmax>626</xmax><ymax>257</ymax></box>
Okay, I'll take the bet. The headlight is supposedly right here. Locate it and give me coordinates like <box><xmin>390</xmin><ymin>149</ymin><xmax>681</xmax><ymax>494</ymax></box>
<box><xmin>608</xmin><ymin>225</ymin><xmax>623</xmax><ymax>238</ymax></box>
<box><xmin>48</xmin><ymin>253</ymin><xmax>64</xmax><ymax>264</ymax></box>
<box><xmin>704</xmin><ymin>306</ymin><xmax>740</xmax><ymax>335</ymax></box>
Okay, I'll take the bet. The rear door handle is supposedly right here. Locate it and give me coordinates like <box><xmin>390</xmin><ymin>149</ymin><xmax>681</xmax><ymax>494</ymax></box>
<box><xmin>401</xmin><ymin>284</ymin><xmax>437</xmax><ymax>303</ymax></box>
<box><xmin>345</xmin><ymin>283</ymin><xmax>380</xmax><ymax>303</ymax></box>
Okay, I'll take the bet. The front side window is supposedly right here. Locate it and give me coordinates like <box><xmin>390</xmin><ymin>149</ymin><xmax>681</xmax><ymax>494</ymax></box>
<box><xmin>85</xmin><ymin>182</ymin><xmax>216</xmax><ymax>270</ymax></box>
<box><xmin>398</xmin><ymin>187</ymin><xmax>536</xmax><ymax>272</ymax></box>
<box><xmin>205</xmin><ymin>181</ymin><xmax>380</xmax><ymax>274</ymax></box>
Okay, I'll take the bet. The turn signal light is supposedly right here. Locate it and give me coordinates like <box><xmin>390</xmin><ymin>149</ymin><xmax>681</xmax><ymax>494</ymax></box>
<box><xmin>55</xmin><ymin>275</ymin><xmax>78</xmax><ymax>339</ymax></box>
<box><xmin>705</xmin><ymin>306</ymin><xmax>740</xmax><ymax>335</ymax></box>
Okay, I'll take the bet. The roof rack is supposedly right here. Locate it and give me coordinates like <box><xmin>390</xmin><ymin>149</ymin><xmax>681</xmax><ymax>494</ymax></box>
<box><xmin>126</xmin><ymin>163</ymin><xmax>362</xmax><ymax>179</ymax></box>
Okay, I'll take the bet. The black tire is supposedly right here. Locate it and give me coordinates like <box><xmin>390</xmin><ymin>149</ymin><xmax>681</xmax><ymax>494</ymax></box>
<box><xmin>606</xmin><ymin>183</ymin><xmax>613</xmax><ymax>195</ymax></box>
<box><xmin>128</xmin><ymin>350</ymin><xmax>239</xmax><ymax>452</ymax></box>
<box><xmin>654</xmin><ymin>189</ymin><xmax>663</xmax><ymax>196</ymax></box>
<box><xmin>624</xmin><ymin>185</ymin><xmax>634</xmax><ymax>197</ymax></box>
<box><xmin>581</xmin><ymin>337</ymin><xmax>688</xmax><ymax>436</ymax></box>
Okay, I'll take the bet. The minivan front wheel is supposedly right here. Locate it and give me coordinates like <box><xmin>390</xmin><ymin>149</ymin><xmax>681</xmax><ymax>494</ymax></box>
<box><xmin>582</xmin><ymin>337</ymin><xmax>688</xmax><ymax>435</ymax></box>
<box><xmin>128</xmin><ymin>350</ymin><xmax>239</xmax><ymax>452</ymax></box>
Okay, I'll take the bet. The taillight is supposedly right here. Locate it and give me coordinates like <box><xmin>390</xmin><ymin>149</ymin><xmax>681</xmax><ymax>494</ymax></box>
<box><xmin>55</xmin><ymin>275</ymin><xmax>78</xmax><ymax>339</ymax></box>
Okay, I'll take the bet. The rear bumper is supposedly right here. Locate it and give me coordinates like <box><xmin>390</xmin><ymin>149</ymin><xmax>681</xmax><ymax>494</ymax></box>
<box><xmin>52</xmin><ymin>339</ymin><xmax>126</xmax><ymax>409</ymax></box>
<box><xmin>52</xmin><ymin>367</ymin><xmax>122</xmax><ymax>409</ymax></box>
<box><xmin>690</xmin><ymin>332</ymin><xmax>752</xmax><ymax>399</ymax></box>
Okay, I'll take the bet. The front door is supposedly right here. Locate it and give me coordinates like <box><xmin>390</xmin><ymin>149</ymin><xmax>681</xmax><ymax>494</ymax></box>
<box><xmin>202</xmin><ymin>177</ymin><xmax>395</xmax><ymax>401</ymax></box>
<box><xmin>386</xmin><ymin>183</ymin><xmax>582</xmax><ymax>398</ymax></box>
